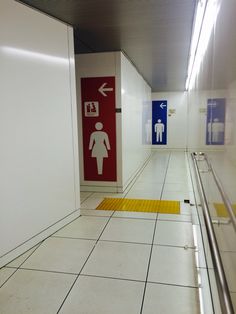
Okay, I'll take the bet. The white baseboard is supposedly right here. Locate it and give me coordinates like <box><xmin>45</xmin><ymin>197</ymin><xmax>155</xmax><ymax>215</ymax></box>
<box><xmin>0</xmin><ymin>209</ymin><xmax>80</xmax><ymax>268</ymax></box>
<box><xmin>80</xmin><ymin>185</ymin><xmax>123</xmax><ymax>193</ymax></box>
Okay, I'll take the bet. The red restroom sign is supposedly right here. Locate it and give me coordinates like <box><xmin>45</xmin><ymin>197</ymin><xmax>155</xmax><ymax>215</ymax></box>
<box><xmin>81</xmin><ymin>77</ymin><xmax>117</xmax><ymax>181</ymax></box>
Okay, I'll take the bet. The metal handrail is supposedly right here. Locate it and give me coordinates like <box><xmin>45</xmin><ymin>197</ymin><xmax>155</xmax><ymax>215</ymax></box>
<box><xmin>204</xmin><ymin>153</ymin><xmax>236</xmax><ymax>233</ymax></box>
<box><xmin>191</xmin><ymin>152</ymin><xmax>234</xmax><ymax>314</ymax></box>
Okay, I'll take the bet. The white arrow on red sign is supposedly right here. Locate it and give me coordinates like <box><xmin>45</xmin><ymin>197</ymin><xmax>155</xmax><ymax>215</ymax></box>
<box><xmin>160</xmin><ymin>102</ymin><xmax>166</xmax><ymax>109</ymax></box>
<box><xmin>98</xmin><ymin>82</ymin><xmax>114</xmax><ymax>97</ymax></box>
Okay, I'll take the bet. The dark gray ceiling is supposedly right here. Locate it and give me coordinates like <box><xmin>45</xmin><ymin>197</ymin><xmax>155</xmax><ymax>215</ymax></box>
<box><xmin>19</xmin><ymin>0</ymin><xmax>196</xmax><ymax>92</ymax></box>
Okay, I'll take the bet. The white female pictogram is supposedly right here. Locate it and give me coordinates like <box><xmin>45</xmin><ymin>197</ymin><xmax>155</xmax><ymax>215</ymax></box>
<box><xmin>89</xmin><ymin>122</ymin><xmax>110</xmax><ymax>175</ymax></box>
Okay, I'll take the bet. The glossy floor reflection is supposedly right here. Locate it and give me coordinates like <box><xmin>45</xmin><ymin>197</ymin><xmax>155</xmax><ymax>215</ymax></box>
<box><xmin>0</xmin><ymin>151</ymin><xmax>201</xmax><ymax>313</ymax></box>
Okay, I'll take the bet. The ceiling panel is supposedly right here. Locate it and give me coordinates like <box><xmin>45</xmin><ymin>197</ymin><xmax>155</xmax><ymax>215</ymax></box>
<box><xmin>19</xmin><ymin>0</ymin><xmax>196</xmax><ymax>91</ymax></box>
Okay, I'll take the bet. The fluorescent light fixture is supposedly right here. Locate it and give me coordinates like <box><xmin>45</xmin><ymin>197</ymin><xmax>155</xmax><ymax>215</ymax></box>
<box><xmin>185</xmin><ymin>0</ymin><xmax>207</xmax><ymax>90</ymax></box>
<box><xmin>185</xmin><ymin>0</ymin><xmax>221</xmax><ymax>90</ymax></box>
<box><xmin>1</xmin><ymin>46</ymin><xmax>69</xmax><ymax>65</ymax></box>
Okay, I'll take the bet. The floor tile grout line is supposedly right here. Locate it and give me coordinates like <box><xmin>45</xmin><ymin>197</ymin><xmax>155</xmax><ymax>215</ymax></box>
<box><xmin>56</xmin><ymin>207</ymin><xmax>116</xmax><ymax>313</ymax></box>
<box><xmin>154</xmin><ymin>218</ymin><xmax>193</xmax><ymax>224</ymax></box>
<box><xmin>82</xmin><ymin>214</ymin><xmax>157</xmax><ymax>221</ymax></box>
<box><xmin>56</xmin><ymin>240</ymin><xmax>98</xmax><ymax>313</ymax></box>
<box><xmin>5</xmin><ymin>266</ymin><xmax>79</xmax><ymax>276</ymax></box>
<box><xmin>108</xmin><ymin>216</ymin><xmax>192</xmax><ymax>223</ymax></box>
<box><xmin>49</xmin><ymin>235</ymin><xmax>197</xmax><ymax>249</ymax></box>
<box><xmin>146</xmin><ymin>280</ymin><xmax>200</xmax><ymax>289</ymax></box>
<box><xmin>51</xmin><ymin>214</ymin><xmax>111</xmax><ymax>241</ymax></box>
<box><xmin>139</xmin><ymin>151</ymin><xmax>172</xmax><ymax>314</ymax></box>
<box><xmin>1</xmin><ymin>267</ymin><xmax>200</xmax><ymax>289</ymax></box>
<box><xmin>47</xmin><ymin>214</ymin><xmax>83</xmax><ymax>239</ymax></box>
<box><xmin>55</xmin><ymin>233</ymin><xmax>106</xmax><ymax>242</ymax></box>
<box><xmin>0</xmin><ymin>242</ymin><xmax>44</xmax><ymax>289</ymax></box>
<box><xmin>80</xmin><ymin>273</ymin><xmax>145</xmax><ymax>284</ymax></box>
<box><xmin>98</xmin><ymin>239</ymin><xmax>152</xmax><ymax>246</ymax></box>
<box><xmin>2</xmin><ymin>213</ymin><xmax>106</xmax><ymax>284</ymax></box>
<box><xmin>0</xmin><ymin>267</ymin><xmax>18</xmax><ymax>290</ymax></box>
<box><xmin>1</xmin><ymin>200</ymin><xmax>104</xmax><ymax>291</ymax></box>
<box><xmin>51</xmin><ymin>235</ymin><xmax>97</xmax><ymax>241</ymax></box>
<box><xmin>156</xmin><ymin>152</ymin><xmax>171</xmax><ymax>205</ymax></box>
<box><xmin>98</xmin><ymin>239</ymin><xmax>196</xmax><ymax>250</ymax></box>
<box><xmin>157</xmin><ymin>218</ymin><xmax>192</xmax><ymax>222</ymax></box>
<box><xmin>78</xmin><ymin>154</ymin><xmax>166</xmax><ymax>313</ymax></box>
<box><xmin>79</xmin><ymin>273</ymin><xmax>200</xmax><ymax>289</ymax></box>
<box><xmin>138</xmin><ymin>205</ymin><xmax>160</xmax><ymax>310</ymax></box>
<box><xmin>79</xmin><ymin>209</ymin><xmax>115</xmax><ymax>215</ymax></box>
<box><xmin>79</xmin><ymin>192</ymin><xmax>94</xmax><ymax>205</ymax></box>
<box><xmin>50</xmin><ymin>235</ymin><xmax>149</xmax><ymax>246</ymax></box>
<box><xmin>153</xmin><ymin>243</ymin><xmax>196</xmax><ymax>249</ymax></box>
<box><xmin>79</xmin><ymin>210</ymin><xmax>192</xmax><ymax>220</ymax></box>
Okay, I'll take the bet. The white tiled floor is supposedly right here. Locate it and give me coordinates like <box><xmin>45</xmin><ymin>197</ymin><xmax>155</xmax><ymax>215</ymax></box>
<box><xmin>153</xmin><ymin>220</ymin><xmax>194</xmax><ymax>247</ymax></box>
<box><xmin>100</xmin><ymin>218</ymin><xmax>155</xmax><ymax>244</ymax></box>
<box><xmin>148</xmin><ymin>245</ymin><xmax>197</xmax><ymax>287</ymax></box>
<box><xmin>0</xmin><ymin>269</ymin><xmax>76</xmax><ymax>314</ymax></box>
<box><xmin>81</xmin><ymin>241</ymin><xmax>151</xmax><ymax>281</ymax></box>
<box><xmin>59</xmin><ymin>275</ymin><xmax>145</xmax><ymax>314</ymax></box>
<box><xmin>0</xmin><ymin>151</ymin><xmax>202</xmax><ymax>313</ymax></box>
<box><xmin>142</xmin><ymin>283</ymin><xmax>200</xmax><ymax>314</ymax></box>
<box><xmin>22</xmin><ymin>237</ymin><xmax>96</xmax><ymax>274</ymax></box>
<box><xmin>54</xmin><ymin>216</ymin><xmax>110</xmax><ymax>240</ymax></box>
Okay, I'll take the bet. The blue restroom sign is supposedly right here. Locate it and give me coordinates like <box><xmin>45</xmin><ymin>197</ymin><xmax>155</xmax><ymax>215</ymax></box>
<box><xmin>152</xmin><ymin>100</ymin><xmax>167</xmax><ymax>145</ymax></box>
<box><xmin>206</xmin><ymin>98</ymin><xmax>225</xmax><ymax>145</ymax></box>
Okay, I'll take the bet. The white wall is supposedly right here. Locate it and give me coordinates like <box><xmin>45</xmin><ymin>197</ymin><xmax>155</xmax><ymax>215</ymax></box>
<box><xmin>0</xmin><ymin>0</ymin><xmax>80</xmax><ymax>266</ymax></box>
<box><xmin>152</xmin><ymin>92</ymin><xmax>188</xmax><ymax>149</ymax></box>
<box><xmin>121</xmin><ymin>53</ymin><xmax>152</xmax><ymax>189</ymax></box>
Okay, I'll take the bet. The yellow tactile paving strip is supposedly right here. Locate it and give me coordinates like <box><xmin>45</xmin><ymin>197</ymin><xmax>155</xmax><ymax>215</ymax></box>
<box><xmin>96</xmin><ymin>198</ymin><xmax>180</xmax><ymax>214</ymax></box>
<box><xmin>214</xmin><ymin>203</ymin><xmax>236</xmax><ymax>218</ymax></box>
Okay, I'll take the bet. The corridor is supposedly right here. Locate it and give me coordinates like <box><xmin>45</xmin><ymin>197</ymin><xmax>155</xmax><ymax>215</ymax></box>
<box><xmin>0</xmin><ymin>151</ymin><xmax>201</xmax><ymax>314</ymax></box>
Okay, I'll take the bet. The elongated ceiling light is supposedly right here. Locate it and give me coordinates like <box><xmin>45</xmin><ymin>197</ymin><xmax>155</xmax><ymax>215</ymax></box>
<box><xmin>185</xmin><ymin>0</ymin><xmax>220</xmax><ymax>90</ymax></box>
